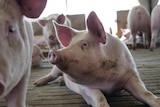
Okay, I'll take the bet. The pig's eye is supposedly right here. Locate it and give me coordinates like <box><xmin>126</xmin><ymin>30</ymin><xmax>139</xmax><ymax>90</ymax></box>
<box><xmin>8</xmin><ymin>26</ymin><xmax>15</xmax><ymax>33</ymax></box>
<box><xmin>81</xmin><ymin>40</ymin><xmax>89</xmax><ymax>50</ymax></box>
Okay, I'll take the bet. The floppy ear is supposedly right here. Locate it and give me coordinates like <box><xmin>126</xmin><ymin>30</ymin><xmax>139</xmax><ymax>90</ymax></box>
<box><xmin>17</xmin><ymin>0</ymin><xmax>47</xmax><ymax>18</ymax></box>
<box><xmin>56</xmin><ymin>14</ymin><xmax>65</xmax><ymax>24</ymax></box>
<box><xmin>87</xmin><ymin>11</ymin><xmax>106</xmax><ymax>44</ymax></box>
<box><xmin>53</xmin><ymin>22</ymin><xmax>75</xmax><ymax>47</ymax></box>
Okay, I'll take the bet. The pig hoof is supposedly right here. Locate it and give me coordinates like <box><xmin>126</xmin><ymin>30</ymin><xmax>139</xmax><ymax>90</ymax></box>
<box><xmin>150</xmin><ymin>48</ymin><xmax>154</xmax><ymax>52</ymax></box>
<box><xmin>34</xmin><ymin>79</ymin><xmax>47</xmax><ymax>86</ymax></box>
<box><xmin>58</xmin><ymin>77</ymin><xmax>65</xmax><ymax>86</ymax></box>
<box><xmin>58</xmin><ymin>81</ymin><xmax>65</xmax><ymax>86</ymax></box>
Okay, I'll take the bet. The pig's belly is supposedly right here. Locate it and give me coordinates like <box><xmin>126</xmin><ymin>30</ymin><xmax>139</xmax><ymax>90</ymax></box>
<box><xmin>66</xmin><ymin>73</ymin><xmax>131</xmax><ymax>94</ymax></box>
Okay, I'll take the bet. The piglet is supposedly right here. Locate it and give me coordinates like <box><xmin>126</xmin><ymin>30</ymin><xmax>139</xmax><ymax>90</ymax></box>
<box><xmin>38</xmin><ymin>14</ymin><xmax>71</xmax><ymax>49</ymax></box>
<box><xmin>127</xmin><ymin>5</ymin><xmax>150</xmax><ymax>50</ymax></box>
<box><xmin>32</xmin><ymin>44</ymin><xmax>45</xmax><ymax>67</ymax></box>
<box><xmin>47</xmin><ymin>11</ymin><xmax>160</xmax><ymax>107</ymax></box>
<box><xmin>150</xmin><ymin>5</ymin><xmax>160</xmax><ymax>51</ymax></box>
<box><xmin>34</xmin><ymin>14</ymin><xmax>71</xmax><ymax>86</ymax></box>
<box><xmin>0</xmin><ymin>0</ymin><xmax>46</xmax><ymax>107</ymax></box>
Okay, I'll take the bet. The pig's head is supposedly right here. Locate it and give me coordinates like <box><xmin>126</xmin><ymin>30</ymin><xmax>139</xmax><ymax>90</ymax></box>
<box><xmin>49</xmin><ymin>11</ymin><xmax>108</xmax><ymax>84</ymax></box>
<box><xmin>0</xmin><ymin>0</ymin><xmax>38</xmax><ymax>97</ymax></box>
<box><xmin>38</xmin><ymin>14</ymin><xmax>67</xmax><ymax>49</ymax></box>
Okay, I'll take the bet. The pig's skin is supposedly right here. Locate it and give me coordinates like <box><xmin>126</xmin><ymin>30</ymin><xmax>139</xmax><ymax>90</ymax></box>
<box><xmin>34</xmin><ymin>66</ymin><xmax>63</xmax><ymax>86</ymax></box>
<box><xmin>0</xmin><ymin>0</ymin><xmax>40</xmax><ymax>107</ymax></box>
<box><xmin>32</xmin><ymin>44</ymin><xmax>44</xmax><ymax>67</ymax></box>
<box><xmin>150</xmin><ymin>5</ymin><xmax>160</xmax><ymax>51</ymax></box>
<box><xmin>138</xmin><ymin>0</ymin><xmax>158</xmax><ymax>13</ymax></box>
<box><xmin>127</xmin><ymin>5</ymin><xmax>150</xmax><ymax>50</ymax></box>
<box><xmin>47</xmin><ymin>11</ymin><xmax>160</xmax><ymax>107</ymax></box>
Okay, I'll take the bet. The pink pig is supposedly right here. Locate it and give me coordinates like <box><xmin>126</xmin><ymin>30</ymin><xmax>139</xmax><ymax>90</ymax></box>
<box><xmin>32</xmin><ymin>44</ymin><xmax>45</xmax><ymax>67</ymax></box>
<box><xmin>0</xmin><ymin>0</ymin><xmax>46</xmax><ymax>107</ymax></box>
<box><xmin>150</xmin><ymin>5</ymin><xmax>160</xmax><ymax>51</ymax></box>
<box><xmin>38</xmin><ymin>14</ymin><xmax>71</xmax><ymax>49</ymax></box>
<box><xmin>127</xmin><ymin>5</ymin><xmax>150</xmax><ymax>50</ymax></box>
<box><xmin>46</xmin><ymin>11</ymin><xmax>160</xmax><ymax>107</ymax></box>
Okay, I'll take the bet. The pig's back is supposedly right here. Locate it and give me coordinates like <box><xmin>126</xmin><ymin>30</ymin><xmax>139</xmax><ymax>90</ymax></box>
<box><xmin>106</xmin><ymin>33</ymin><xmax>137</xmax><ymax>72</ymax></box>
<box><xmin>151</xmin><ymin>5</ymin><xmax>160</xmax><ymax>30</ymax></box>
<box><xmin>128</xmin><ymin>6</ymin><xmax>150</xmax><ymax>32</ymax></box>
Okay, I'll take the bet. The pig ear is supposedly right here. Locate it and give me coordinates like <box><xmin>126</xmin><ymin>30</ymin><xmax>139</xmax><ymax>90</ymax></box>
<box><xmin>38</xmin><ymin>19</ymin><xmax>48</xmax><ymax>27</ymax></box>
<box><xmin>87</xmin><ymin>11</ymin><xmax>106</xmax><ymax>44</ymax></box>
<box><xmin>53</xmin><ymin>21</ymin><xmax>73</xmax><ymax>47</ymax></box>
<box><xmin>18</xmin><ymin>0</ymin><xmax>47</xmax><ymax>18</ymax></box>
<box><xmin>56</xmin><ymin>14</ymin><xmax>65</xmax><ymax>24</ymax></box>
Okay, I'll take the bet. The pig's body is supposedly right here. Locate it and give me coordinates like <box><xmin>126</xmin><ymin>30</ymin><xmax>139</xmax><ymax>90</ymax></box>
<box><xmin>150</xmin><ymin>5</ymin><xmax>160</xmax><ymax>51</ymax></box>
<box><xmin>38</xmin><ymin>14</ymin><xmax>71</xmax><ymax>49</ymax></box>
<box><xmin>127</xmin><ymin>5</ymin><xmax>150</xmax><ymax>50</ymax></box>
<box><xmin>138</xmin><ymin>0</ymin><xmax>158</xmax><ymax>13</ymax></box>
<box><xmin>0</xmin><ymin>0</ymin><xmax>45</xmax><ymax>106</ymax></box>
<box><xmin>62</xmin><ymin>32</ymin><xmax>136</xmax><ymax>92</ymax></box>
<box><xmin>46</xmin><ymin>11</ymin><xmax>160</xmax><ymax>107</ymax></box>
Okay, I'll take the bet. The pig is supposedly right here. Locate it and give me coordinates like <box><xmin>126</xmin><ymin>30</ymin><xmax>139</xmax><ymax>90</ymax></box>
<box><xmin>150</xmin><ymin>5</ymin><xmax>160</xmax><ymax>51</ymax></box>
<box><xmin>127</xmin><ymin>5</ymin><xmax>150</xmax><ymax>50</ymax></box>
<box><xmin>38</xmin><ymin>14</ymin><xmax>71</xmax><ymax>50</ymax></box>
<box><xmin>0</xmin><ymin>0</ymin><xmax>47</xmax><ymax>107</ymax></box>
<box><xmin>33</xmin><ymin>14</ymin><xmax>71</xmax><ymax>86</ymax></box>
<box><xmin>34</xmin><ymin>35</ymin><xmax>48</xmax><ymax>49</ymax></box>
<box><xmin>47</xmin><ymin>11</ymin><xmax>160</xmax><ymax>107</ymax></box>
<box><xmin>120</xmin><ymin>28</ymin><xmax>143</xmax><ymax>45</ymax></box>
<box><xmin>138</xmin><ymin>0</ymin><xmax>158</xmax><ymax>14</ymax></box>
<box><xmin>32</xmin><ymin>44</ymin><xmax>45</xmax><ymax>67</ymax></box>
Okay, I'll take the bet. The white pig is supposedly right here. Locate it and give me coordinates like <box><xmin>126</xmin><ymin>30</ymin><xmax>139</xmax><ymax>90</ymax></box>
<box><xmin>47</xmin><ymin>11</ymin><xmax>160</xmax><ymax>107</ymax></box>
<box><xmin>127</xmin><ymin>5</ymin><xmax>150</xmax><ymax>50</ymax></box>
<box><xmin>33</xmin><ymin>14</ymin><xmax>71</xmax><ymax>85</ymax></box>
<box><xmin>38</xmin><ymin>14</ymin><xmax>71</xmax><ymax>50</ymax></box>
<box><xmin>32</xmin><ymin>44</ymin><xmax>45</xmax><ymax>67</ymax></box>
<box><xmin>150</xmin><ymin>5</ymin><xmax>160</xmax><ymax>51</ymax></box>
<box><xmin>0</xmin><ymin>0</ymin><xmax>46</xmax><ymax>106</ymax></box>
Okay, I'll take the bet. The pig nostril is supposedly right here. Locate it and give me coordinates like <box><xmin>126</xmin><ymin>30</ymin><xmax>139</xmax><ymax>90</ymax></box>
<box><xmin>49</xmin><ymin>35</ymin><xmax>55</xmax><ymax>40</ymax></box>
<box><xmin>53</xmin><ymin>53</ymin><xmax>56</xmax><ymax>58</ymax></box>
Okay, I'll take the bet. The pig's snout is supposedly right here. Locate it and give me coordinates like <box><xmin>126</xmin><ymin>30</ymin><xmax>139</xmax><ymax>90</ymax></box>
<box><xmin>48</xmin><ymin>50</ymin><xmax>58</xmax><ymax>64</ymax></box>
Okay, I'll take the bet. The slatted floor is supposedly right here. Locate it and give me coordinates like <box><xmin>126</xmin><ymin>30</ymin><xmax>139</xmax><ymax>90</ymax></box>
<box><xmin>1</xmin><ymin>48</ymin><xmax>160</xmax><ymax>107</ymax></box>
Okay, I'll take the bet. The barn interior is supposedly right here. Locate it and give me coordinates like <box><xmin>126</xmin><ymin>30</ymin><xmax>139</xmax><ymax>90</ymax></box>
<box><xmin>1</xmin><ymin>0</ymin><xmax>160</xmax><ymax>107</ymax></box>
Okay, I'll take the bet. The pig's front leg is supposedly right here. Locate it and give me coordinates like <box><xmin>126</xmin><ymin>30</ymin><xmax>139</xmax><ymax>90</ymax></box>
<box><xmin>64</xmin><ymin>74</ymin><xmax>110</xmax><ymax>107</ymax></box>
<box><xmin>34</xmin><ymin>66</ymin><xmax>63</xmax><ymax>86</ymax></box>
<box><xmin>124</xmin><ymin>73</ymin><xmax>160</xmax><ymax>107</ymax></box>
<box><xmin>5</xmin><ymin>69</ymin><xmax>30</xmax><ymax>107</ymax></box>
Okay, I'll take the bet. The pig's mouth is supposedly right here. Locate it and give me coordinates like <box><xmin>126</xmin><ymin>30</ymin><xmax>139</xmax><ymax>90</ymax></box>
<box><xmin>56</xmin><ymin>56</ymin><xmax>79</xmax><ymax>73</ymax></box>
<box><xmin>48</xmin><ymin>50</ymin><xmax>79</xmax><ymax>72</ymax></box>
